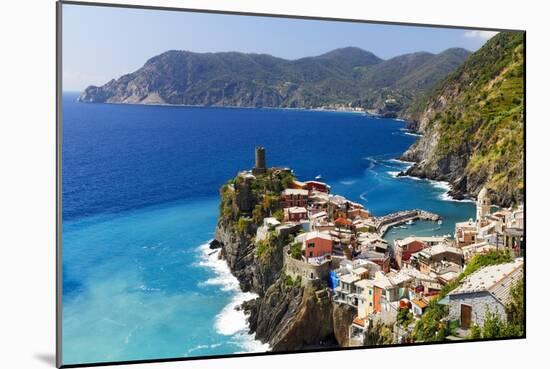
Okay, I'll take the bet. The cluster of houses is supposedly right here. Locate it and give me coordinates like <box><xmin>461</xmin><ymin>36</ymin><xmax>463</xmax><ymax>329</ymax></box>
<box><xmin>248</xmin><ymin>148</ymin><xmax>524</xmax><ymax>345</ymax></box>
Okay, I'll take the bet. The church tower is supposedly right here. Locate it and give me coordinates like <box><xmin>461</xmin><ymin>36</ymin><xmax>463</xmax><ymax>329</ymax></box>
<box><xmin>476</xmin><ymin>187</ymin><xmax>491</xmax><ymax>222</ymax></box>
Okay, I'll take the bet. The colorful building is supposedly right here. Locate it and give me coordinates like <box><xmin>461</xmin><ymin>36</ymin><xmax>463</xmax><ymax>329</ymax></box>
<box><xmin>394</xmin><ymin>238</ymin><xmax>426</xmax><ymax>268</ymax></box>
<box><xmin>282</xmin><ymin>188</ymin><xmax>309</xmax><ymax>208</ymax></box>
<box><xmin>304</xmin><ymin>180</ymin><xmax>330</xmax><ymax>193</ymax></box>
<box><xmin>303</xmin><ymin>231</ymin><xmax>333</xmax><ymax>258</ymax></box>
<box><xmin>285</xmin><ymin>206</ymin><xmax>308</xmax><ymax>222</ymax></box>
<box><xmin>455</xmin><ymin>219</ymin><xmax>477</xmax><ymax>247</ymax></box>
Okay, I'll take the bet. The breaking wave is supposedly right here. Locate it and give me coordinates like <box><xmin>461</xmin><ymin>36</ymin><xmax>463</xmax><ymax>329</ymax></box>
<box><xmin>197</xmin><ymin>243</ymin><xmax>270</xmax><ymax>352</ymax></box>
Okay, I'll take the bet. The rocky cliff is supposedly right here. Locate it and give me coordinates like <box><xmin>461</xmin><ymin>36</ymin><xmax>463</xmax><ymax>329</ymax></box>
<box><xmin>213</xmin><ymin>169</ymin><xmax>355</xmax><ymax>351</ymax></box>
<box><xmin>400</xmin><ymin>32</ymin><xmax>525</xmax><ymax>206</ymax></box>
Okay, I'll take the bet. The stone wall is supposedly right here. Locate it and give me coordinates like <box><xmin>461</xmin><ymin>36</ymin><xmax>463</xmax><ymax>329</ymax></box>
<box><xmin>448</xmin><ymin>291</ymin><xmax>507</xmax><ymax>327</ymax></box>
<box><xmin>283</xmin><ymin>247</ymin><xmax>332</xmax><ymax>286</ymax></box>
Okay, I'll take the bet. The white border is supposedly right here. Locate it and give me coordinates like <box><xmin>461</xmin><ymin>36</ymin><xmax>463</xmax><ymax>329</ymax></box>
<box><xmin>1</xmin><ymin>1</ymin><xmax>547</xmax><ymax>369</ymax></box>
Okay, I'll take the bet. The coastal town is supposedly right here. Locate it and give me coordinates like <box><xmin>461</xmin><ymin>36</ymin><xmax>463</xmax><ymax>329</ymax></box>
<box><xmin>218</xmin><ymin>147</ymin><xmax>525</xmax><ymax>347</ymax></box>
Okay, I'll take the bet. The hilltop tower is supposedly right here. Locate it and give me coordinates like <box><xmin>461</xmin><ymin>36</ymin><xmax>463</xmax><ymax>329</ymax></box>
<box><xmin>253</xmin><ymin>146</ymin><xmax>267</xmax><ymax>175</ymax></box>
<box><xmin>476</xmin><ymin>187</ymin><xmax>491</xmax><ymax>222</ymax></box>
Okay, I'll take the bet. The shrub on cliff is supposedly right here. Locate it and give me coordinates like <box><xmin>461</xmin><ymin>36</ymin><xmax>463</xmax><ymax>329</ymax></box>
<box><xmin>365</xmin><ymin>321</ymin><xmax>394</xmax><ymax>346</ymax></box>
<box><xmin>396</xmin><ymin>308</ymin><xmax>414</xmax><ymax>328</ymax></box>
<box><xmin>283</xmin><ymin>273</ymin><xmax>302</xmax><ymax>289</ymax></box>
<box><xmin>237</xmin><ymin>217</ymin><xmax>253</xmax><ymax>234</ymax></box>
<box><xmin>290</xmin><ymin>242</ymin><xmax>303</xmax><ymax>260</ymax></box>
<box><xmin>273</xmin><ymin>209</ymin><xmax>284</xmax><ymax>222</ymax></box>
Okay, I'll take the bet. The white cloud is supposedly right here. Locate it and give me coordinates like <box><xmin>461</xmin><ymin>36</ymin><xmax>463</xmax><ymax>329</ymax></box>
<box><xmin>464</xmin><ymin>30</ymin><xmax>499</xmax><ymax>39</ymax></box>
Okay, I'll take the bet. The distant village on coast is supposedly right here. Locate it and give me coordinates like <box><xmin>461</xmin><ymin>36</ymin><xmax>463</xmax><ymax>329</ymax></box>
<box><xmin>213</xmin><ymin>147</ymin><xmax>525</xmax><ymax>347</ymax></box>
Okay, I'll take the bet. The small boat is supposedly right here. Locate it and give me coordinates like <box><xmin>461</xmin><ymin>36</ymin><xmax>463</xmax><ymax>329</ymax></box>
<box><xmin>315</xmin><ymin>174</ymin><xmax>322</xmax><ymax>180</ymax></box>
<box><xmin>437</xmin><ymin>219</ymin><xmax>443</xmax><ymax>225</ymax></box>
<box><xmin>406</xmin><ymin>220</ymin><xmax>414</xmax><ymax>225</ymax></box>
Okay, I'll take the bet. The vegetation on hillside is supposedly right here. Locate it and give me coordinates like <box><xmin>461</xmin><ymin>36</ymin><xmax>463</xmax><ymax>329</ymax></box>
<box><xmin>219</xmin><ymin>169</ymin><xmax>294</xmax><ymax>225</ymax></box>
<box><xmin>403</xmin><ymin>32</ymin><xmax>524</xmax><ymax>206</ymax></box>
<box><xmin>219</xmin><ymin>169</ymin><xmax>297</xmax><ymax>266</ymax></box>
<box><xmin>79</xmin><ymin>47</ymin><xmax>469</xmax><ymax>113</ymax></box>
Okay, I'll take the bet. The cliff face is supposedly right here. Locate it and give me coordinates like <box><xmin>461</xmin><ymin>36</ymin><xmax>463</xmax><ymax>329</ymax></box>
<box><xmin>215</xmin><ymin>221</ymin><xmax>283</xmax><ymax>294</ymax></box>
<box><xmin>214</xmin><ymin>171</ymin><xmax>292</xmax><ymax>295</ymax></box>
<box><xmin>213</xmin><ymin>170</ymin><xmax>354</xmax><ymax>351</ymax></box>
<box><xmin>243</xmin><ymin>281</ymin><xmax>336</xmax><ymax>350</ymax></box>
<box><xmin>331</xmin><ymin>303</ymin><xmax>357</xmax><ymax>347</ymax></box>
<box><xmin>400</xmin><ymin>32</ymin><xmax>525</xmax><ymax>206</ymax></box>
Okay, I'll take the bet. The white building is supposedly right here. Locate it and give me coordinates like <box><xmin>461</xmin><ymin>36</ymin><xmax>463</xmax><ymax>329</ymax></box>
<box><xmin>476</xmin><ymin>187</ymin><xmax>491</xmax><ymax>223</ymax></box>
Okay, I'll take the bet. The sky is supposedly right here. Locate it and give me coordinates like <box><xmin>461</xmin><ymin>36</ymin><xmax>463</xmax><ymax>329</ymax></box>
<box><xmin>62</xmin><ymin>3</ymin><xmax>498</xmax><ymax>91</ymax></box>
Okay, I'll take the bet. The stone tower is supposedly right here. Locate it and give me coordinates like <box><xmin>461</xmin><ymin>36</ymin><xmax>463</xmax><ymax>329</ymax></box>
<box><xmin>476</xmin><ymin>187</ymin><xmax>491</xmax><ymax>222</ymax></box>
<box><xmin>253</xmin><ymin>146</ymin><xmax>267</xmax><ymax>175</ymax></box>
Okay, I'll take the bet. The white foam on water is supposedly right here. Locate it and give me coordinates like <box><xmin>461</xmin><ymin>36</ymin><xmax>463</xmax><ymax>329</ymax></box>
<box><xmin>430</xmin><ymin>179</ymin><xmax>451</xmax><ymax>191</ymax></box>
<box><xmin>137</xmin><ymin>284</ymin><xmax>161</xmax><ymax>292</ymax></box>
<box><xmin>362</xmin><ymin>157</ymin><xmax>378</xmax><ymax>169</ymax></box>
<box><xmin>232</xmin><ymin>332</ymin><xmax>271</xmax><ymax>353</ymax></box>
<box><xmin>387</xmin><ymin>171</ymin><xmax>400</xmax><ymax>178</ymax></box>
<box><xmin>422</xmin><ymin>178</ymin><xmax>475</xmax><ymax>203</ymax></box>
<box><xmin>403</xmin><ymin>132</ymin><xmax>423</xmax><ymax>137</ymax></box>
<box><xmin>196</xmin><ymin>243</ymin><xmax>240</xmax><ymax>292</ymax></box>
<box><xmin>439</xmin><ymin>190</ymin><xmax>475</xmax><ymax>203</ymax></box>
<box><xmin>387</xmin><ymin>158</ymin><xmax>415</xmax><ymax>167</ymax></box>
<box><xmin>394</xmin><ymin>174</ymin><xmax>421</xmax><ymax>181</ymax></box>
<box><xmin>214</xmin><ymin>291</ymin><xmax>258</xmax><ymax>336</ymax></box>
<box><xmin>185</xmin><ymin>343</ymin><xmax>224</xmax><ymax>356</ymax></box>
<box><xmin>197</xmin><ymin>242</ymin><xmax>270</xmax><ymax>352</ymax></box>
<box><xmin>339</xmin><ymin>180</ymin><xmax>357</xmax><ymax>185</ymax></box>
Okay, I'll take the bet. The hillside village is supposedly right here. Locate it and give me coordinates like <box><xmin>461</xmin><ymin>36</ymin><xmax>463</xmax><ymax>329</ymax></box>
<box><xmin>217</xmin><ymin>147</ymin><xmax>524</xmax><ymax>346</ymax></box>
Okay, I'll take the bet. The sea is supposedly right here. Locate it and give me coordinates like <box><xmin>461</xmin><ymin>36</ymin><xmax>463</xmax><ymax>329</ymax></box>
<box><xmin>61</xmin><ymin>92</ymin><xmax>475</xmax><ymax>365</ymax></box>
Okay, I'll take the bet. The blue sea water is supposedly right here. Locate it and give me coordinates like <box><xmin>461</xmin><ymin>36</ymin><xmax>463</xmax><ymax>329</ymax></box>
<box><xmin>61</xmin><ymin>92</ymin><xmax>474</xmax><ymax>365</ymax></box>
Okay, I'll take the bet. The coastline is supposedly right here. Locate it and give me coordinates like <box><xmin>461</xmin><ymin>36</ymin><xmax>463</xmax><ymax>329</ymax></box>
<box><xmin>197</xmin><ymin>243</ymin><xmax>270</xmax><ymax>354</ymax></box>
<box><xmin>73</xmin><ymin>95</ymin><xmax>366</xmax><ymax>115</ymax></box>
<box><xmin>389</xmin><ymin>170</ymin><xmax>475</xmax><ymax>203</ymax></box>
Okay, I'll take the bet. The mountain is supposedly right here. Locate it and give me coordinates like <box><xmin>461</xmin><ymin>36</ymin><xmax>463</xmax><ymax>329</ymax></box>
<box><xmin>401</xmin><ymin>32</ymin><xmax>525</xmax><ymax>206</ymax></box>
<box><xmin>77</xmin><ymin>47</ymin><xmax>469</xmax><ymax>112</ymax></box>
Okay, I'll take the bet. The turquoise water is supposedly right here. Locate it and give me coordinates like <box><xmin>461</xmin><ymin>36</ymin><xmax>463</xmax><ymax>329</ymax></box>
<box><xmin>62</xmin><ymin>198</ymin><xmax>268</xmax><ymax>364</ymax></box>
<box><xmin>61</xmin><ymin>93</ymin><xmax>474</xmax><ymax>364</ymax></box>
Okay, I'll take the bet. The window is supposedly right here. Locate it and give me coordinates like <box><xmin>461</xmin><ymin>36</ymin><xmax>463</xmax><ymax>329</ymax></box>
<box><xmin>308</xmin><ymin>242</ymin><xmax>315</xmax><ymax>248</ymax></box>
<box><xmin>369</xmin><ymin>290</ymin><xmax>372</xmax><ymax>295</ymax></box>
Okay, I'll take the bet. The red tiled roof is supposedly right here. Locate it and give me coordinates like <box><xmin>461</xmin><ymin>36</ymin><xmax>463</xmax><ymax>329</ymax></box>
<box><xmin>353</xmin><ymin>316</ymin><xmax>366</xmax><ymax>327</ymax></box>
<box><xmin>335</xmin><ymin>217</ymin><xmax>353</xmax><ymax>226</ymax></box>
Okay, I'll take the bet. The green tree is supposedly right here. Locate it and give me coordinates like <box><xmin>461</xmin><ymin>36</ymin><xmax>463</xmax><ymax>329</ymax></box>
<box><xmin>506</xmin><ymin>277</ymin><xmax>524</xmax><ymax>327</ymax></box>
<box><xmin>412</xmin><ymin>300</ymin><xmax>451</xmax><ymax>342</ymax></box>
<box><xmin>468</xmin><ymin>324</ymin><xmax>482</xmax><ymax>339</ymax></box>
<box><xmin>397</xmin><ymin>308</ymin><xmax>414</xmax><ymax>327</ymax></box>
<box><xmin>273</xmin><ymin>209</ymin><xmax>284</xmax><ymax>222</ymax></box>
<box><xmin>290</xmin><ymin>242</ymin><xmax>303</xmax><ymax>260</ymax></box>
